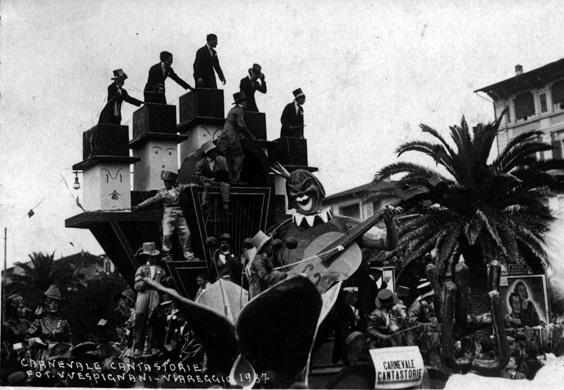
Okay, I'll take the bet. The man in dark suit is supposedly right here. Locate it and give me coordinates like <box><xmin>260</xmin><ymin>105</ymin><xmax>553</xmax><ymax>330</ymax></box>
<box><xmin>99</xmin><ymin>69</ymin><xmax>143</xmax><ymax>125</ymax></box>
<box><xmin>280</xmin><ymin>88</ymin><xmax>305</xmax><ymax>138</ymax></box>
<box><xmin>144</xmin><ymin>51</ymin><xmax>194</xmax><ymax>104</ymax></box>
<box><xmin>239</xmin><ymin>64</ymin><xmax>267</xmax><ymax>112</ymax></box>
<box><xmin>193</xmin><ymin>34</ymin><xmax>226</xmax><ymax>89</ymax></box>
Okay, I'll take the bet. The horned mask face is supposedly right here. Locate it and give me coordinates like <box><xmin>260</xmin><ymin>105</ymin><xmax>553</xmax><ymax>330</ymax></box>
<box><xmin>286</xmin><ymin>169</ymin><xmax>326</xmax><ymax>215</ymax></box>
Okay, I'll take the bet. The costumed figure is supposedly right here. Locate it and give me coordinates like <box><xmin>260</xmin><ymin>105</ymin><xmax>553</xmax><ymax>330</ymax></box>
<box><xmin>513</xmin><ymin>281</ymin><xmax>541</xmax><ymax>326</ymax></box>
<box><xmin>2</xmin><ymin>294</ymin><xmax>30</xmax><ymax>361</ymax></box>
<box><xmin>270</xmin><ymin>164</ymin><xmax>397</xmax><ymax>299</ymax></box>
<box><xmin>280</xmin><ymin>88</ymin><xmax>306</xmax><ymax>138</ymax></box>
<box><xmin>213</xmin><ymin>233</ymin><xmax>240</xmax><ymax>281</ymax></box>
<box><xmin>132</xmin><ymin>242</ymin><xmax>168</xmax><ymax>356</ymax></box>
<box><xmin>134</xmin><ymin>170</ymin><xmax>194</xmax><ymax>260</ymax></box>
<box><xmin>408</xmin><ymin>279</ymin><xmax>440</xmax><ymax>365</ymax></box>
<box><xmin>216</xmin><ymin>92</ymin><xmax>257</xmax><ymax>184</ymax></box>
<box><xmin>144</xmin><ymin>51</ymin><xmax>194</xmax><ymax>104</ymax></box>
<box><xmin>239</xmin><ymin>63</ymin><xmax>267</xmax><ymax>112</ymax></box>
<box><xmin>193</xmin><ymin>33</ymin><xmax>226</xmax><ymax>88</ymax></box>
<box><xmin>248</xmin><ymin>230</ymin><xmax>287</xmax><ymax>299</ymax></box>
<box><xmin>194</xmin><ymin>140</ymin><xmax>231</xmax><ymax>212</ymax></box>
<box><xmin>367</xmin><ymin>289</ymin><xmax>402</xmax><ymax>349</ymax></box>
<box><xmin>26</xmin><ymin>285</ymin><xmax>72</xmax><ymax>359</ymax></box>
<box><xmin>98</xmin><ymin>69</ymin><xmax>143</xmax><ymax>125</ymax></box>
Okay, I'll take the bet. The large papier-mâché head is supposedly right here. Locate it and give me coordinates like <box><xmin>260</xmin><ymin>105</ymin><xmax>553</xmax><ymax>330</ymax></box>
<box><xmin>286</xmin><ymin>169</ymin><xmax>326</xmax><ymax>215</ymax></box>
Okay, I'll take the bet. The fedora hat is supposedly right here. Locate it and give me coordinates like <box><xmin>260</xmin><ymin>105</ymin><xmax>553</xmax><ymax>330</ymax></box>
<box><xmin>416</xmin><ymin>279</ymin><xmax>434</xmax><ymax>300</ymax></box>
<box><xmin>201</xmin><ymin>140</ymin><xmax>217</xmax><ymax>155</ymax></box>
<box><xmin>251</xmin><ymin>230</ymin><xmax>272</xmax><ymax>253</ymax></box>
<box><xmin>292</xmin><ymin>88</ymin><xmax>305</xmax><ymax>99</ymax></box>
<box><xmin>139</xmin><ymin>242</ymin><xmax>160</xmax><ymax>256</ymax></box>
<box><xmin>219</xmin><ymin>233</ymin><xmax>231</xmax><ymax>242</ymax></box>
<box><xmin>161</xmin><ymin>170</ymin><xmax>178</xmax><ymax>182</ymax></box>
<box><xmin>111</xmin><ymin>69</ymin><xmax>128</xmax><ymax>80</ymax></box>
<box><xmin>375</xmin><ymin>288</ymin><xmax>398</xmax><ymax>309</ymax></box>
<box><xmin>44</xmin><ymin>284</ymin><xmax>63</xmax><ymax>300</ymax></box>
<box><xmin>232</xmin><ymin>91</ymin><xmax>246</xmax><ymax>104</ymax></box>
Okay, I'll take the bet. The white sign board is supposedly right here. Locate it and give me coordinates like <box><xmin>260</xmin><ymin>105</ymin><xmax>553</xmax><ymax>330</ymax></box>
<box><xmin>369</xmin><ymin>346</ymin><xmax>424</xmax><ymax>389</ymax></box>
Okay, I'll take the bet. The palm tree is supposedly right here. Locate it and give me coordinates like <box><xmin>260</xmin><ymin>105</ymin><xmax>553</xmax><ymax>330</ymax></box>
<box><xmin>7</xmin><ymin>251</ymin><xmax>86</xmax><ymax>307</ymax></box>
<box><xmin>375</xmin><ymin>111</ymin><xmax>564</xmax><ymax>315</ymax></box>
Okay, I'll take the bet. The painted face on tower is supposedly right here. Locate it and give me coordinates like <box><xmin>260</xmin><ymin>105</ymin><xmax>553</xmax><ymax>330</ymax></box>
<box><xmin>286</xmin><ymin>169</ymin><xmax>326</xmax><ymax>215</ymax></box>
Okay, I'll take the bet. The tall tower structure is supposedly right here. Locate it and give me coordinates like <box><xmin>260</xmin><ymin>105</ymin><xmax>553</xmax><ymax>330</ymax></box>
<box><xmin>73</xmin><ymin>124</ymin><xmax>139</xmax><ymax>211</ymax></box>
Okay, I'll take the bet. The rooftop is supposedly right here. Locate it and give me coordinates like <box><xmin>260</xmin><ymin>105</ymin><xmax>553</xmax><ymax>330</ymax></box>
<box><xmin>324</xmin><ymin>180</ymin><xmax>398</xmax><ymax>203</ymax></box>
<box><xmin>475</xmin><ymin>58</ymin><xmax>564</xmax><ymax>100</ymax></box>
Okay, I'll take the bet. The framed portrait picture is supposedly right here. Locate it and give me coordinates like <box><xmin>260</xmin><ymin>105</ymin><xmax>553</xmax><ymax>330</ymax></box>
<box><xmin>500</xmin><ymin>274</ymin><xmax>550</xmax><ymax>326</ymax></box>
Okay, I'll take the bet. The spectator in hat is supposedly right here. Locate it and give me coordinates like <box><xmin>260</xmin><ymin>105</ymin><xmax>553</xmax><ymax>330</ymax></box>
<box><xmin>26</xmin><ymin>285</ymin><xmax>72</xmax><ymax>356</ymax></box>
<box><xmin>194</xmin><ymin>140</ymin><xmax>231</xmax><ymax>212</ymax></box>
<box><xmin>367</xmin><ymin>289</ymin><xmax>403</xmax><ymax>348</ymax></box>
<box><xmin>133</xmin><ymin>242</ymin><xmax>168</xmax><ymax>356</ymax></box>
<box><xmin>213</xmin><ymin>233</ymin><xmax>239</xmax><ymax>281</ymax></box>
<box><xmin>2</xmin><ymin>294</ymin><xmax>30</xmax><ymax>361</ymax></box>
<box><xmin>280</xmin><ymin>88</ymin><xmax>306</xmax><ymax>138</ymax></box>
<box><xmin>193</xmin><ymin>33</ymin><xmax>226</xmax><ymax>89</ymax></box>
<box><xmin>98</xmin><ymin>69</ymin><xmax>144</xmax><ymax>125</ymax></box>
<box><xmin>134</xmin><ymin>170</ymin><xmax>194</xmax><ymax>260</ymax></box>
<box><xmin>248</xmin><ymin>231</ymin><xmax>287</xmax><ymax>299</ymax></box>
<box><xmin>144</xmin><ymin>51</ymin><xmax>194</xmax><ymax>104</ymax></box>
<box><xmin>216</xmin><ymin>92</ymin><xmax>257</xmax><ymax>184</ymax></box>
<box><xmin>239</xmin><ymin>63</ymin><xmax>267</xmax><ymax>112</ymax></box>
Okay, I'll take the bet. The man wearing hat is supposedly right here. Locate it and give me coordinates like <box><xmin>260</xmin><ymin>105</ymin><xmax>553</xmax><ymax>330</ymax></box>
<box><xmin>134</xmin><ymin>170</ymin><xmax>194</xmax><ymax>260</ymax></box>
<box><xmin>408</xmin><ymin>279</ymin><xmax>439</xmax><ymax>363</ymax></box>
<box><xmin>98</xmin><ymin>69</ymin><xmax>144</xmax><ymax>125</ymax></box>
<box><xmin>408</xmin><ymin>279</ymin><xmax>437</xmax><ymax>326</ymax></box>
<box><xmin>144</xmin><ymin>51</ymin><xmax>194</xmax><ymax>104</ymax></box>
<box><xmin>216</xmin><ymin>92</ymin><xmax>257</xmax><ymax>184</ymax></box>
<box><xmin>193</xmin><ymin>33</ymin><xmax>226</xmax><ymax>89</ymax></box>
<box><xmin>366</xmin><ymin>289</ymin><xmax>402</xmax><ymax>348</ymax></box>
<box><xmin>132</xmin><ymin>242</ymin><xmax>168</xmax><ymax>356</ymax></box>
<box><xmin>213</xmin><ymin>233</ymin><xmax>239</xmax><ymax>281</ymax></box>
<box><xmin>239</xmin><ymin>63</ymin><xmax>267</xmax><ymax>112</ymax></box>
<box><xmin>194</xmin><ymin>140</ymin><xmax>231</xmax><ymax>212</ymax></box>
<box><xmin>248</xmin><ymin>230</ymin><xmax>287</xmax><ymax>299</ymax></box>
<box><xmin>280</xmin><ymin>88</ymin><xmax>306</xmax><ymax>138</ymax></box>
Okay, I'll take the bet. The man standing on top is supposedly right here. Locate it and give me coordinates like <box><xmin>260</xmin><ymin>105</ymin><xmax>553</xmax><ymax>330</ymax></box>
<box><xmin>144</xmin><ymin>51</ymin><xmax>194</xmax><ymax>104</ymax></box>
<box><xmin>239</xmin><ymin>64</ymin><xmax>267</xmax><ymax>112</ymax></box>
<box><xmin>280</xmin><ymin>88</ymin><xmax>305</xmax><ymax>138</ymax></box>
<box><xmin>193</xmin><ymin>34</ymin><xmax>226</xmax><ymax>89</ymax></box>
<box><xmin>216</xmin><ymin>92</ymin><xmax>256</xmax><ymax>184</ymax></box>
<box><xmin>134</xmin><ymin>171</ymin><xmax>194</xmax><ymax>261</ymax></box>
<box><xmin>99</xmin><ymin>69</ymin><xmax>144</xmax><ymax>125</ymax></box>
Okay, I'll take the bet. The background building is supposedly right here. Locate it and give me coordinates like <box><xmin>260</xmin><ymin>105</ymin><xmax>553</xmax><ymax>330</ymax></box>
<box><xmin>475</xmin><ymin>59</ymin><xmax>564</xmax><ymax>213</ymax></box>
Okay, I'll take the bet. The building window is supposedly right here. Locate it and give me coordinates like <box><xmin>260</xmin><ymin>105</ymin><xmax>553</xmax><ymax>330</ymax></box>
<box><xmin>505</xmin><ymin>105</ymin><xmax>511</xmax><ymax>123</ymax></box>
<box><xmin>514</xmin><ymin>91</ymin><xmax>535</xmax><ymax>121</ymax></box>
<box><xmin>540</xmin><ymin>93</ymin><xmax>548</xmax><ymax>113</ymax></box>
<box><xmin>340</xmin><ymin>203</ymin><xmax>360</xmax><ymax>220</ymax></box>
<box><xmin>551</xmin><ymin>80</ymin><xmax>564</xmax><ymax>110</ymax></box>
<box><xmin>552</xmin><ymin>132</ymin><xmax>564</xmax><ymax>160</ymax></box>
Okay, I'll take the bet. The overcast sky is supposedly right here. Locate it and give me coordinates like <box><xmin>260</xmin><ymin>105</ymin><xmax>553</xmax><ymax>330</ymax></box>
<box><xmin>2</xmin><ymin>0</ymin><xmax>564</xmax><ymax>266</ymax></box>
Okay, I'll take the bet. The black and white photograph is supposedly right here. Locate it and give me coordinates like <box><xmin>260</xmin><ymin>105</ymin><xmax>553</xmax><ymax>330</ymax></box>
<box><xmin>3</xmin><ymin>0</ymin><xmax>564</xmax><ymax>388</ymax></box>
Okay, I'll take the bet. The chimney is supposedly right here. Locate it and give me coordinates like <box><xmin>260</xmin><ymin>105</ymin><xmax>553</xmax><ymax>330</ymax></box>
<box><xmin>515</xmin><ymin>64</ymin><xmax>523</xmax><ymax>76</ymax></box>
